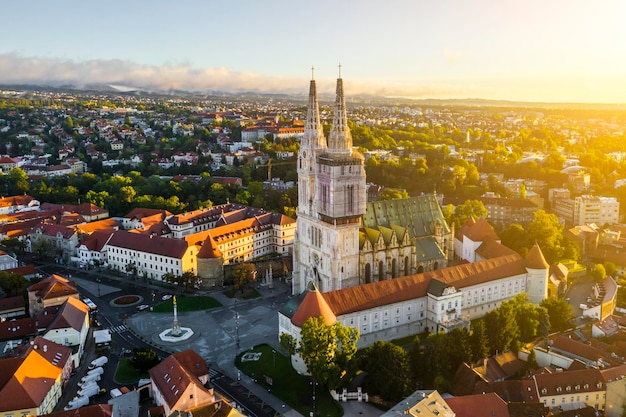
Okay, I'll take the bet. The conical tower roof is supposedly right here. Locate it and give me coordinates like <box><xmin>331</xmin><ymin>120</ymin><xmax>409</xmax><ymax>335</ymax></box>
<box><xmin>526</xmin><ymin>243</ymin><xmax>549</xmax><ymax>269</ymax></box>
<box><xmin>327</xmin><ymin>66</ymin><xmax>352</xmax><ymax>155</ymax></box>
<box><xmin>197</xmin><ymin>236</ymin><xmax>222</xmax><ymax>259</ymax></box>
<box><xmin>291</xmin><ymin>288</ymin><xmax>337</xmax><ymax>327</ymax></box>
<box><xmin>302</xmin><ymin>68</ymin><xmax>326</xmax><ymax>151</ymax></box>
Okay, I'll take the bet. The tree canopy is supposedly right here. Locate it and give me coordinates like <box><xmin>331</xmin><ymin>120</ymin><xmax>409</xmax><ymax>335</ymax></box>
<box><xmin>280</xmin><ymin>316</ymin><xmax>359</xmax><ymax>390</ymax></box>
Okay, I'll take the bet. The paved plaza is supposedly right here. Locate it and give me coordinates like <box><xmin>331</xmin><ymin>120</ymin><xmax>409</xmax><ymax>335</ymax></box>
<box><xmin>76</xmin><ymin>275</ymin><xmax>383</xmax><ymax>417</ymax></box>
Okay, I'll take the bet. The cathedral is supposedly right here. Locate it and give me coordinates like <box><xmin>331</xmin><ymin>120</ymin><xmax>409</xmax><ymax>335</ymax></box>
<box><xmin>281</xmin><ymin>73</ymin><xmax>549</xmax><ymax>367</ymax></box>
<box><xmin>292</xmin><ymin>70</ymin><xmax>452</xmax><ymax>295</ymax></box>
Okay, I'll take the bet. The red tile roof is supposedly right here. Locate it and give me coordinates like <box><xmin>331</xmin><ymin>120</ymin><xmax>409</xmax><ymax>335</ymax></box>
<box><xmin>148</xmin><ymin>350</ymin><xmax>212</xmax><ymax>409</ymax></box>
<box><xmin>525</xmin><ymin>244</ymin><xmax>549</xmax><ymax>269</ymax></box>
<box><xmin>0</xmin><ymin>338</ymin><xmax>68</xmax><ymax>412</ymax></box>
<box><xmin>42</xmin><ymin>404</ymin><xmax>113</xmax><ymax>417</ymax></box>
<box><xmin>47</xmin><ymin>297</ymin><xmax>88</xmax><ymax>332</ymax></box>
<box><xmin>107</xmin><ymin>230</ymin><xmax>189</xmax><ymax>258</ymax></box>
<box><xmin>532</xmin><ymin>368</ymin><xmax>603</xmax><ymax>397</ymax></box>
<box><xmin>445</xmin><ymin>392</ymin><xmax>509</xmax><ymax>417</ymax></box>
<box><xmin>0</xmin><ymin>295</ymin><xmax>25</xmax><ymax>312</ymax></box>
<box><xmin>321</xmin><ymin>254</ymin><xmax>525</xmax><ymax>316</ymax></box>
<box><xmin>28</xmin><ymin>274</ymin><xmax>78</xmax><ymax>300</ymax></box>
<box><xmin>292</xmin><ymin>289</ymin><xmax>337</xmax><ymax>327</ymax></box>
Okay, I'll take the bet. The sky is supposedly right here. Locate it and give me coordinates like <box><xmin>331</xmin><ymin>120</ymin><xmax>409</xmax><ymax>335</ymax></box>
<box><xmin>1</xmin><ymin>0</ymin><xmax>625</xmax><ymax>103</ymax></box>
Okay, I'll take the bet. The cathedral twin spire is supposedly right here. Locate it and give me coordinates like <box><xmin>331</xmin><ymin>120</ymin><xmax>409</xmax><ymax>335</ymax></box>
<box><xmin>304</xmin><ymin>64</ymin><xmax>353</xmax><ymax>154</ymax></box>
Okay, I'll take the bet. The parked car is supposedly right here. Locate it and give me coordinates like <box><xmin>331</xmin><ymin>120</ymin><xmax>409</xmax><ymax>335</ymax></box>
<box><xmin>136</xmin><ymin>304</ymin><xmax>150</xmax><ymax>311</ymax></box>
<box><xmin>161</xmin><ymin>294</ymin><xmax>173</xmax><ymax>301</ymax></box>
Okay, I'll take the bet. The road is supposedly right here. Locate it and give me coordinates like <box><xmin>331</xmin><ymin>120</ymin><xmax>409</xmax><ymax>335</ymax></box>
<box><xmin>40</xmin><ymin>263</ymin><xmax>285</xmax><ymax>416</ymax></box>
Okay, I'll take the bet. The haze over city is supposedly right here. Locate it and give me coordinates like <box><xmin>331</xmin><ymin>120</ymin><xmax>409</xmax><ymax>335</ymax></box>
<box><xmin>1</xmin><ymin>0</ymin><xmax>625</xmax><ymax>103</ymax></box>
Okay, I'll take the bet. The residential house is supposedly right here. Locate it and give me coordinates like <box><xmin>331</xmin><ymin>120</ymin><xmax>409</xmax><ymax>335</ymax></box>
<box><xmin>42</xmin><ymin>297</ymin><xmax>90</xmax><ymax>367</ymax></box>
<box><xmin>380</xmin><ymin>390</ymin><xmax>454</xmax><ymax>417</ymax></box>
<box><xmin>0</xmin><ymin>250</ymin><xmax>18</xmax><ymax>270</ymax></box>
<box><xmin>148</xmin><ymin>350</ymin><xmax>223</xmax><ymax>415</ymax></box>
<box><xmin>27</xmin><ymin>274</ymin><xmax>79</xmax><ymax>317</ymax></box>
<box><xmin>76</xmin><ymin>230</ymin><xmax>115</xmax><ymax>267</ymax></box>
<box><xmin>28</xmin><ymin>223</ymin><xmax>79</xmax><ymax>262</ymax></box>
<box><xmin>0</xmin><ymin>195</ymin><xmax>40</xmax><ymax>215</ymax></box>
<box><xmin>446</xmin><ymin>392</ymin><xmax>510</xmax><ymax>417</ymax></box>
<box><xmin>0</xmin><ymin>337</ymin><xmax>72</xmax><ymax>416</ymax></box>
<box><xmin>0</xmin><ymin>295</ymin><xmax>26</xmax><ymax>320</ymax></box>
<box><xmin>122</xmin><ymin>208</ymin><xmax>172</xmax><ymax>231</ymax></box>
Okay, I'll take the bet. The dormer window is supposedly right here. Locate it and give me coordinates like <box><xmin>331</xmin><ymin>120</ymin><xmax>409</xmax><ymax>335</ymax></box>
<box><xmin>541</xmin><ymin>388</ymin><xmax>547</xmax><ymax>394</ymax></box>
<box><xmin>566</xmin><ymin>386</ymin><xmax>571</xmax><ymax>391</ymax></box>
<box><xmin>584</xmin><ymin>384</ymin><xmax>589</xmax><ymax>389</ymax></box>
<box><xmin>556</xmin><ymin>387</ymin><xmax>562</xmax><ymax>393</ymax></box>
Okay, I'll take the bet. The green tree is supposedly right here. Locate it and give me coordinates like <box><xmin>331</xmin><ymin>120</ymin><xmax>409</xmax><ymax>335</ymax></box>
<box><xmin>293</xmin><ymin>316</ymin><xmax>359</xmax><ymax>390</ymax></box>
<box><xmin>130</xmin><ymin>347</ymin><xmax>159</xmax><ymax>372</ymax></box>
<box><xmin>484</xmin><ymin>301</ymin><xmax>520</xmax><ymax>354</ymax></box>
<box><xmin>605</xmin><ymin>262</ymin><xmax>617</xmax><ymax>277</ymax></box>
<box><xmin>526</xmin><ymin>210</ymin><xmax>564</xmax><ymax>264</ymax></box>
<box><xmin>453</xmin><ymin>200</ymin><xmax>488</xmax><ymax>228</ymax></box>
<box><xmin>540</xmin><ymin>298</ymin><xmax>574</xmax><ymax>332</ymax></box>
<box><xmin>469</xmin><ymin>320</ymin><xmax>489</xmax><ymax>362</ymax></box>
<box><xmin>361</xmin><ymin>341</ymin><xmax>410</xmax><ymax>402</ymax></box>
<box><xmin>379</xmin><ymin>189</ymin><xmax>410</xmax><ymax>200</ymax></box>
<box><xmin>591</xmin><ymin>263</ymin><xmax>607</xmax><ymax>282</ymax></box>
<box><xmin>499</xmin><ymin>223</ymin><xmax>528</xmax><ymax>256</ymax></box>
<box><xmin>0</xmin><ymin>271</ymin><xmax>27</xmax><ymax>296</ymax></box>
<box><xmin>232</xmin><ymin>263</ymin><xmax>257</xmax><ymax>294</ymax></box>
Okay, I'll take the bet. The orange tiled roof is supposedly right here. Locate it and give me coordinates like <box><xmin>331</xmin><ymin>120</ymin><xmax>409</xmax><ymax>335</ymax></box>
<box><xmin>292</xmin><ymin>289</ymin><xmax>337</xmax><ymax>326</ymax></box>
<box><xmin>321</xmin><ymin>254</ymin><xmax>525</xmax><ymax>316</ymax></box>
<box><xmin>197</xmin><ymin>236</ymin><xmax>223</xmax><ymax>259</ymax></box>
<box><xmin>42</xmin><ymin>404</ymin><xmax>113</xmax><ymax>417</ymax></box>
<box><xmin>525</xmin><ymin>244</ymin><xmax>549</xmax><ymax>269</ymax></box>
<box><xmin>445</xmin><ymin>392</ymin><xmax>509</xmax><ymax>417</ymax></box>
<box><xmin>148</xmin><ymin>350</ymin><xmax>212</xmax><ymax>409</ymax></box>
<box><xmin>47</xmin><ymin>297</ymin><xmax>88</xmax><ymax>332</ymax></box>
<box><xmin>28</xmin><ymin>274</ymin><xmax>78</xmax><ymax>300</ymax></box>
<box><xmin>0</xmin><ymin>340</ymin><xmax>65</xmax><ymax>411</ymax></box>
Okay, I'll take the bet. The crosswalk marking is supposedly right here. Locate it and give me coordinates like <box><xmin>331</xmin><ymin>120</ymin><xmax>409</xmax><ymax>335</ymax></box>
<box><xmin>209</xmin><ymin>368</ymin><xmax>222</xmax><ymax>379</ymax></box>
<box><xmin>109</xmin><ymin>325</ymin><xmax>128</xmax><ymax>333</ymax></box>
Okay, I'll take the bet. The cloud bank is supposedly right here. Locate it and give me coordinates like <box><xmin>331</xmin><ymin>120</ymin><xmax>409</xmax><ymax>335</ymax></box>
<box><xmin>0</xmin><ymin>53</ymin><xmax>483</xmax><ymax>100</ymax></box>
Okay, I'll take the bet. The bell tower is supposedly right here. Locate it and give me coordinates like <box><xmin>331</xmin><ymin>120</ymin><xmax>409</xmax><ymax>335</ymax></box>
<box><xmin>292</xmin><ymin>66</ymin><xmax>366</xmax><ymax>294</ymax></box>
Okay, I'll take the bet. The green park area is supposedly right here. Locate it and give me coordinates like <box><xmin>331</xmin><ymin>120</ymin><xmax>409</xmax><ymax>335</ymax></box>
<box><xmin>114</xmin><ymin>357</ymin><xmax>149</xmax><ymax>384</ymax></box>
<box><xmin>236</xmin><ymin>344</ymin><xmax>343</xmax><ymax>417</ymax></box>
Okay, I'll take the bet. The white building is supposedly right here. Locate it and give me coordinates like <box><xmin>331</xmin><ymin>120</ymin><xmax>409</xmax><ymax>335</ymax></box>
<box><xmin>105</xmin><ymin>230</ymin><xmax>196</xmax><ymax>280</ymax></box>
<box><xmin>553</xmin><ymin>195</ymin><xmax>620</xmax><ymax>226</ymax></box>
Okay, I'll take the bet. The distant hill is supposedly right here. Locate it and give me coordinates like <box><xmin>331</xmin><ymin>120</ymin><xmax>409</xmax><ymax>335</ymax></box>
<box><xmin>2</xmin><ymin>82</ymin><xmax>626</xmax><ymax>111</ymax></box>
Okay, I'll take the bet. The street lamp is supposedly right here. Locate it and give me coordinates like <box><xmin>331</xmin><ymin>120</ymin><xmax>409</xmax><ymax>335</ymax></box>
<box><xmin>310</xmin><ymin>380</ymin><xmax>317</xmax><ymax>417</ymax></box>
<box><xmin>235</xmin><ymin>311</ymin><xmax>240</xmax><ymax>348</ymax></box>
<box><xmin>96</xmin><ymin>278</ymin><xmax>101</xmax><ymax>297</ymax></box>
<box><xmin>272</xmin><ymin>349</ymin><xmax>276</xmax><ymax>368</ymax></box>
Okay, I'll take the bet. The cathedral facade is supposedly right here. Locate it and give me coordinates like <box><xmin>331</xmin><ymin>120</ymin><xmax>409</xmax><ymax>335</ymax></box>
<box><xmin>292</xmin><ymin>72</ymin><xmax>452</xmax><ymax>295</ymax></box>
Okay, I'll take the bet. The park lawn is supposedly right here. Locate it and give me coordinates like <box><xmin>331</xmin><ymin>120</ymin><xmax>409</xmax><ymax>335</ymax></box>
<box><xmin>236</xmin><ymin>344</ymin><xmax>343</xmax><ymax>417</ymax></box>
<box><xmin>152</xmin><ymin>295</ymin><xmax>221</xmax><ymax>313</ymax></box>
<box><xmin>115</xmin><ymin>358</ymin><xmax>148</xmax><ymax>384</ymax></box>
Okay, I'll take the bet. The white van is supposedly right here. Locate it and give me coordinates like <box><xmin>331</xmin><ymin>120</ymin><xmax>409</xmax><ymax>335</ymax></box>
<box><xmin>88</xmin><ymin>356</ymin><xmax>108</xmax><ymax>370</ymax></box>
<box><xmin>64</xmin><ymin>395</ymin><xmax>89</xmax><ymax>410</ymax></box>
<box><xmin>82</xmin><ymin>298</ymin><xmax>97</xmax><ymax>311</ymax></box>
<box><xmin>80</xmin><ymin>373</ymin><xmax>101</xmax><ymax>385</ymax></box>
<box><xmin>78</xmin><ymin>383</ymin><xmax>100</xmax><ymax>398</ymax></box>
<box><xmin>87</xmin><ymin>366</ymin><xmax>104</xmax><ymax>376</ymax></box>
